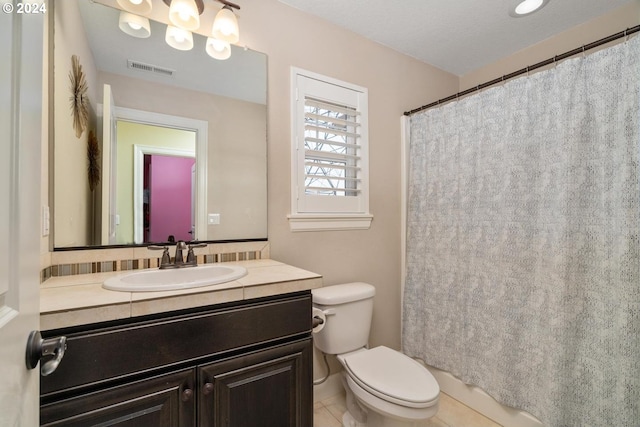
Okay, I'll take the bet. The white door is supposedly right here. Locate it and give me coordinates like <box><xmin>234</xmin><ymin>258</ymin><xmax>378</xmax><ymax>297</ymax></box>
<box><xmin>0</xmin><ymin>7</ymin><xmax>45</xmax><ymax>426</ymax></box>
<box><xmin>191</xmin><ymin>163</ymin><xmax>196</xmax><ymax>238</ymax></box>
<box><xmin>101</xmin><ymin>84</ymin><xmax>118</xmax><ymax>245</ymax></box>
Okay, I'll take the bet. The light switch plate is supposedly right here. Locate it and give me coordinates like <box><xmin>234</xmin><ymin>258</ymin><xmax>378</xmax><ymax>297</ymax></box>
<box><xmin>208</xmin><ymin>213</ymin><xmax>220</xmax><ymax>225</ymax></box>
<box><xmin>42</xmin><ymin>205</ymin><xmax>50</xmax><ymax>236</ymax></box>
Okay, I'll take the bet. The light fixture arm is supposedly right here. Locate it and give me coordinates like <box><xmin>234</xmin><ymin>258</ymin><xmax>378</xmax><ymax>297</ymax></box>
<box><xmin>162</xmin><ymin>0</ymin><xmax>204</xmax><ymax>14</ymax></box>
<box><xmin>161</xmin><ymin>0</ymin><xmax>240</xmax><ymax>13</ymax></box>
<box><xmin>216</xmin><ymin>0</ymin><xmax>240</xmax><ymax>11</ymax></box>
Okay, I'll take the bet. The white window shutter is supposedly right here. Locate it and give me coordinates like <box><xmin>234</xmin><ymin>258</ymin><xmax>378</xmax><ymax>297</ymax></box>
<box><xmin>293</xmin><ymin>72</ymin><xmax>369</xmax><ymax>215</ymax></box>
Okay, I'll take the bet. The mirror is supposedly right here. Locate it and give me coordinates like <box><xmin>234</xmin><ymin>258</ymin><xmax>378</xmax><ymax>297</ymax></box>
<box><xmin>53</xmin><ymin>0</ymin><xmax>267</xmax><ymax>249</ymax></box>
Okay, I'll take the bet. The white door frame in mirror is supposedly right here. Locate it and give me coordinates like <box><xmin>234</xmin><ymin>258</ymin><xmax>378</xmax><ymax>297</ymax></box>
<box><xmin>98</xmin><ymin>105</ymin><xmax>208</xmax><ymax>244</ymax></box>
<box><xmin>133</xmin><ymin>144</ymin><xmax>196</xmax><ymax>244</ymax></box>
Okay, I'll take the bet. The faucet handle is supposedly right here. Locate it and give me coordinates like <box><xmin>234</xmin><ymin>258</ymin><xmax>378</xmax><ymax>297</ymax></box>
<box><xmin>147</xmin><ymin>245</ymin><xmax>171</xmax><ymax>267</ymax></box>
<box><xmin>188</xmin><ymin>242</ymin><xmax>207</xmax><ymax>249</ymax></box>
<box><xmin>186</xmin><ymin>242</ymin><xmax>207</xmax><ymax>265</ymax></box>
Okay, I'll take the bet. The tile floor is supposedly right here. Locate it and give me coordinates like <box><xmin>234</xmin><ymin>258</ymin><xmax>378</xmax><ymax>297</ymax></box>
<box><xmin>314</xmin><ymin>392</ymin><xmax>501</xmax><ymax>427</ymax></box>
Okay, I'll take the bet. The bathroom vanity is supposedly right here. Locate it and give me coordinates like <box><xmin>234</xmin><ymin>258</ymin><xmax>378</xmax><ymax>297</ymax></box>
<box><xmin>38</xmin><ymin>259</ymin><xmax>321</xmax><ymax>427</ymax></box>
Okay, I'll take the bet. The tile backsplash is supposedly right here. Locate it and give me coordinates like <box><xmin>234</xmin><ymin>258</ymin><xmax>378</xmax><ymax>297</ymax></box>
<box><xmin>41</xmin><ymin>241</ymin><xmax>270</xmax><ymax>283</ymax></box>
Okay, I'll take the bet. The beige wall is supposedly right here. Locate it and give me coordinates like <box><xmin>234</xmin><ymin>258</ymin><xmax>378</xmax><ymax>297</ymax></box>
<box><xmin>53</xmin><ymin>0</ymin><xmax>99</xmax><ymax>247</ymax></box>
<box><xmin>460</xmin><ymin>1</ymin><xmax>640</xmax><ymax>91</ymax></box>
<box><xmin>238</xmin><ymin>0</ymin><xmax>459</xmax><ymax>359</ymax></box>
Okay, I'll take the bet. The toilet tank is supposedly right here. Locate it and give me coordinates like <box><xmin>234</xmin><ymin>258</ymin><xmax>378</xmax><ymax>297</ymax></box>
<box><xmin>312</xmin><ymin>282</ymin><xmax>375</xmax><ymax>355</ymax></box>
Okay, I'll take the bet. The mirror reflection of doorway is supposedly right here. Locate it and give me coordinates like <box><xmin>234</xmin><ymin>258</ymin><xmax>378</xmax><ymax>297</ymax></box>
<box><xmin>115</xmin><ymin>120</ymin><xmax>197</xmax><ymax>244</ymax></box>
<box><xmin>144</xmin><ymin>154</ymin><xmax>196</xmax><ymax>243</ymax></box>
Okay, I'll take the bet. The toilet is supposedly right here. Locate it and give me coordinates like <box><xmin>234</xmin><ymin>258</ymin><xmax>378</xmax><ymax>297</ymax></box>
<box><xmin>312</xmin><ymin>282</ymin><xmax>440</xmax><ymax>427</ymax></box>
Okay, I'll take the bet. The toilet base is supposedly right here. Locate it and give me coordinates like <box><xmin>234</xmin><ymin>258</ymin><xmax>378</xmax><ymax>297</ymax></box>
<box><xmin>342</xmin><ymin>411</ymin><xmax>364</xmax><ymax>427</ymax></box>
<box><xmin>340</xmin><ymin>373</ymin><xmax>436</xmax><ymax>427</ymax></box>
<box><xmin>342</xmin><ymin>409</ymin><xmax>432</xmax><ymax>427</ymax></box>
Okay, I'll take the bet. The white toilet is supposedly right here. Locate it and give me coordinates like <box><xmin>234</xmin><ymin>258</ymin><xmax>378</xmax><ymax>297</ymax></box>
<box><xmin>312</xmin><ymin>282</ymin><xmax>440</xmax><ymax>427</ymax></box>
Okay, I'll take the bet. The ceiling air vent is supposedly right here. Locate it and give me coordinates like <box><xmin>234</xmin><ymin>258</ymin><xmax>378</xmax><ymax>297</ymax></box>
<box><xmin>127</xmin><ymin>60</ymin><xmax>175</xmax><ymax>77</ymax></box>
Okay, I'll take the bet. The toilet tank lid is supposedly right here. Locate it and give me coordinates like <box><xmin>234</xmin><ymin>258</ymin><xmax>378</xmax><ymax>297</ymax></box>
<box><xmin>312</xmin><ymin>282</ymin><xmax>375</xmax><ymax>305</ymax></box>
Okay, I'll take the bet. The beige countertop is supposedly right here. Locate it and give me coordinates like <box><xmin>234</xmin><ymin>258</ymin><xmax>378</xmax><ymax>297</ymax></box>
<box><xmin>40</xmin><ymin>259</ymin><xmax>323</xmax><ymax>330</ymax></box>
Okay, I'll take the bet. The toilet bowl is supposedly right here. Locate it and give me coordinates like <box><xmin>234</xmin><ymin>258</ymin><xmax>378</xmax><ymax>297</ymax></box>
<box><xmin>339</xmin><ymin>346</ymin><xmax>439</xmax><ymax>426</ymax></box>
<box><xmin>312</xmin><ymin>283</ymin><xmax>440</xmax><ymax>427</ymax></box>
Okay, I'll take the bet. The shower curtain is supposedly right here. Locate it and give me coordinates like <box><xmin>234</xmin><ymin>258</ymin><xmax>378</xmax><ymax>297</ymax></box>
<box><xmin>403</xmin><ymin>36</ymin><xmax>639</xmax><ymax>426</ymax></box>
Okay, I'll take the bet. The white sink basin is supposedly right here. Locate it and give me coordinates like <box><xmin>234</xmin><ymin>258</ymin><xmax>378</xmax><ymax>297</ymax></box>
<box><xmin>103</xmin><ymin>264</ymin><xmax>248</xmax><ymax>292</ymax></box>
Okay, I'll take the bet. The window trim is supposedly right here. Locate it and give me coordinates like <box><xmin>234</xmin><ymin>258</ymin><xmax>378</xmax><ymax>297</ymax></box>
<box><xmin>289</xmin><ymin>68</ymin><xmax>373</xmax><ymax>231</ymax></box>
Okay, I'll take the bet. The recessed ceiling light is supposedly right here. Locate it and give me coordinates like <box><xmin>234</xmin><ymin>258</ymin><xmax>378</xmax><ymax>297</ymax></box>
<box><xmin>509</xmin><ymin>0</ymin><xmax>550</xmax><ymax>17</ymax></box>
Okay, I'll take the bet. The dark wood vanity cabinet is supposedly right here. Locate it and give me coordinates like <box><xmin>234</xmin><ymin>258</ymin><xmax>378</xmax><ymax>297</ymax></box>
<box><xmin>198</xmin><ymin>340</ymin><xmax>310</xmax><ymax>427</ymax></box>
<box><xmin>40</xmin><ymin>292</ymin><xmax>313</xmax><ymax>427</ymax></box>
<box><xmin>40</xmin><ymin>369</ymin><xmax>196</xmax><ymax>426</ymax></box>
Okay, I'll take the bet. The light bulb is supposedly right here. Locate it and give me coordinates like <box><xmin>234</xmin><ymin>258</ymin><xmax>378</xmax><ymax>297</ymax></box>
<box><xmin>128</xmin><ymin>22</ymin><xmax>142</xmax><ymax>30</ymax></box>
<box><xmin>129</xmin><ymin>0</ymin><xmax>142</xmax><ymax>5</ymax></box>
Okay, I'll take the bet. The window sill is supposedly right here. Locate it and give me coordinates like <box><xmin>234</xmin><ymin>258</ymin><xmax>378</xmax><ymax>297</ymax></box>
<box><xmin>287</xmin><ymin>214</ymin><xmax>373</xmax><ymax>232</ymax></box>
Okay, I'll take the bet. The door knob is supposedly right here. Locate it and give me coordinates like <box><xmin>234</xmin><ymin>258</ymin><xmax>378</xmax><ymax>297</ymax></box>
<box><xmin>25</xmin><ymin>330</ymin><xmax>67</xmax><ymax>376</ymax></box>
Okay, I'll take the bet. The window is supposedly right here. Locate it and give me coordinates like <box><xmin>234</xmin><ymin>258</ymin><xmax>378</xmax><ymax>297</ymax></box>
<box><xmin>289</xmin><ymin>68</ymin><xmax>372</xmax><ymax>231</ymax></box>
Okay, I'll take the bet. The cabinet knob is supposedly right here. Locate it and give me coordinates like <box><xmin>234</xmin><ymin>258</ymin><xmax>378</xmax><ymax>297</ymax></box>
<box><xmin>203</xmin><ymin>382</ymin><xmax>214</xmax><ymax>395</ymax></box>
<box><xmin>182</xmin><ymin>388</ymin><xmax>193</xmax><ymax>402</ymax></box>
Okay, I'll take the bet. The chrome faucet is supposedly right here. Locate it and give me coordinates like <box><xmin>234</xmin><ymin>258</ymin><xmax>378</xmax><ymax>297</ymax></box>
<box><xmin>173</xmin><ymin>241</ymin><xmax>187</xmax><ymax>267</ymax></box>
<box><xmin>148</xmin><ymin>241</ymin><xmax>207</xmax><ymax>269</ymax></box>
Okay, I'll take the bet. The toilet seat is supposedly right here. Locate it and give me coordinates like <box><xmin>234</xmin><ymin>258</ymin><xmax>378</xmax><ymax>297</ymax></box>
<box><xmin>342</xmin><ymin>346</ymin><xmax>439</xmax><ymax>409</ymax></box>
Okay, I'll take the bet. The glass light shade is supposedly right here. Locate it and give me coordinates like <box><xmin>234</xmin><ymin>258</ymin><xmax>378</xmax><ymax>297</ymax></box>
<box><xmin>206</xmin><ymin>37</ymin><xmax>231</xmax><ymax>60</ymax></box>
<box><xmin>165</xmin><ymin>26</ymin><xmax>194</xmax><ymax>51</ymax></box>
<box><xmin>169</xmin><ymin>0</ymin><xmax>200</xmax><ymax>31</ymax></box>
<box><xmin>211</xmin><ymin>7</ymin><xmax>239</xmax><ymax>44</ymax></box>
<box><xmin>116</xmin><ymin>0</ymin><xmax>152</xmax><ymax>16</ymax></box>
<box><xmin>118</xmin><ymin>12</ymin><xmax>151</xmax><ymax>38</ymax></box>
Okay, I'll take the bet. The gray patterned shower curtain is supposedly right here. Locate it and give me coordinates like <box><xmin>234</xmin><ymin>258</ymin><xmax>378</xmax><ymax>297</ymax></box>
<box><xmin>403</xmin><ymin>36</ymin><xmax>639</xmax><ymax>426</ymax></box>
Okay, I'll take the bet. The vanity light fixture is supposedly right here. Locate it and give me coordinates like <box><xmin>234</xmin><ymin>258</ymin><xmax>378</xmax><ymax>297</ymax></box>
<box><xmin>509</xmin><ymin>0</ymin><xmax>550</xmax><ymax>17</ymax></box>
<box><xmin>117</xmin><ymin>0</ymin><xmax>152</xmax><ymax>16</ymax></box>
<box><xmin>118</xmin><ymin>11</ymin><xmax>151</xmax><ymax>38</ymax></box>
<box><xmin>118</xmin><ymin>0</ymin><xmax>241</xmax><ymax>59</ymax></box>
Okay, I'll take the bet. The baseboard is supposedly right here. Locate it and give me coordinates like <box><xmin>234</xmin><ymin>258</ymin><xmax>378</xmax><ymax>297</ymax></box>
<box><xmin>313</xmin><ymin>372</ymin><xmax>343</xmax><ymax>402</ymax></box>
<box><xmin>425</xmin><ymin>364</ymin><xmax>544</xmax><ymax>427</ymax></box>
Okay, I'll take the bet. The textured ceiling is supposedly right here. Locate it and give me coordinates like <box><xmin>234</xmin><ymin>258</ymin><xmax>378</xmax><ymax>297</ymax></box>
<box><xmin>277</xmin><ymin>0</ymin><xmax>634</xmax><ymax>76</ymax></box>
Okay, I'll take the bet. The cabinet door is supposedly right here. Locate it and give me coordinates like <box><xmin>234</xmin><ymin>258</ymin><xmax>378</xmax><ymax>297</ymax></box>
<box><xmin>41</xmin><ymin>369</ymin><xmax>196</xmax><ymax>427</ymax></box>
<box><xmin>198</xmin><ymin>339</ymin><xmax>312</xmax><ymax>427</ymax></box>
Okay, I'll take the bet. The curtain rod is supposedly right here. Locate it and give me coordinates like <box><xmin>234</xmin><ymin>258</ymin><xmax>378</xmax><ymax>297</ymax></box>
<box><xmin>404</xmin><ymin>25</ymin><xmax>640</xmax><ymax>116</ymax></box>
